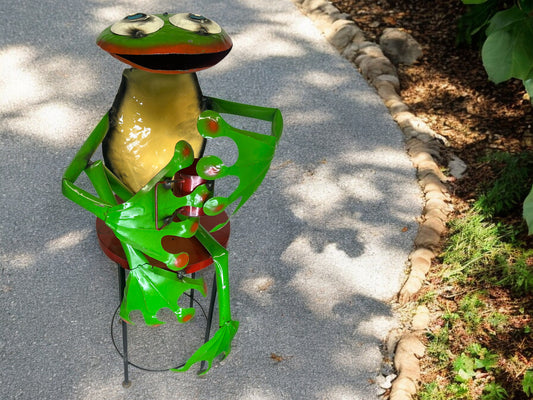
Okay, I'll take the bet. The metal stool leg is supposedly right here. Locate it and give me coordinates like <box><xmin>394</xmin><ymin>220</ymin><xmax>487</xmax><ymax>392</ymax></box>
<box><xmin>118</xmin><ymin>265</ymin><xmax>131</xmax><ymax>388</ymax></box>
<box><xmin>190</xmin><ymin>272</ymin><xmax>196</xmax><ymax>308</ymax></box>
<box><xmin>200</xmin><ymin>272</ymin><xmax>218</xmax><ymax>373</ymax></box>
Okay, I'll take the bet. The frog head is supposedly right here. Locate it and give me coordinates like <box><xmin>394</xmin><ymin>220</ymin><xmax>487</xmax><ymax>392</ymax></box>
<box><xmin>97</xmin><ymin>12</ymin><xmax>232</xmax><ymax>74</ymax></box>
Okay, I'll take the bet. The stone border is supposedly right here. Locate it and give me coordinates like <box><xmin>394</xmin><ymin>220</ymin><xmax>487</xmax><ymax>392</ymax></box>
<box><xmin>291</xmin><ymin>1</ymin><xmax>454</xmax><ymax>399</ymax></box>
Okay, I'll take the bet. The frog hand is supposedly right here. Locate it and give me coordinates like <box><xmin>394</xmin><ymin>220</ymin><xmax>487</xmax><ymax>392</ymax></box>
<box><xmin>104</xmin><ymin>141</ymin><xmax>209</xmax><ymax>270</ymax></box>
<box><xmin>119</xmin><ymin>250</ymin><xmax>207</xmax><ymax>326</ymax></box>
<box><xmin>171</xmin><ymin>319</ymin><xmax>239</xmax><ymax>375</ymax></box>
<box><xmin>196</xmin><ymin>111</ymin><xmax>280</xmax><ymax>230</ymax></box>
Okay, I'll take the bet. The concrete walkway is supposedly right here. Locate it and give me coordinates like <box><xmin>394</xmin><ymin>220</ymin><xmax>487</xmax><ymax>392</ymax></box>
<box><xmin>0</xmin><ymin>0</ymin><xmax>422</xmax><ymax>399</ymax></box>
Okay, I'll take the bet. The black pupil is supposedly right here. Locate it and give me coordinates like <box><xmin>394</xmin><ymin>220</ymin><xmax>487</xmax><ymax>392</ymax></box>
<box><xmin>126</xmin><ymin>13</ymin><xmax>147</xmax><ymax>21</ymax></box>
<box><xmin>189</xmin><ymin>14</ymin><xmax>206</xmax><ymax>22</ymax></box>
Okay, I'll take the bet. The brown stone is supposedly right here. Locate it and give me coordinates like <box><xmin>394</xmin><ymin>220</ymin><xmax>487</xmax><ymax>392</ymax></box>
<box><xmin>372</xmin><ymin>73</ymin><xmax>401</xmax><ymax>91</ymax></box>
<box><xmin>390</xmin><ymin>378</ymin><xmax>418</xmax><ymax>399</ymax></box>
<box><xmin>424</xmin><ymin>207</ymin><xmax>448</xmax><ymax>222</ymax></box>
<box><xmin>424</xmin><ymin>197</ymin><xmax>449</xmax><ymax>214</ymax></box>
<box><xmin>359</xmin><ymin>56</ymin><xmax>397</xmax><ymax>81</ymax></box>
<box><xmin>394</xmin><ymin>111</ymin><xmax>417</xmax><ymax>129</ymax></box>
<box><xmin>399</xmin><ymin>275</ymin><xmax>424</xmax><ymax>304</ymax></box>
<box><xmin>321</xmin><ymin>3</ymin><xmax>344</xmax><ymax>16</ymax></box>
<box><xmin>414</xmin><ymin>224</ymin><xmax>441</xmax><ymax>249</ymax></box>
<box><xmin>389</xmin><ymin>100</ymin><xmax>410</xmax><ymax>115</ymax></box>
<box><xmin>410</xmin><ymin>247</ymin><xmax>435</xmax><ymax>262</ymax></box>
<box><xmin>410</xmin><ymin>254</ymin><xmax>431</xmax><ymax>276</ymax></box>
<box><xmin>423</xmin><ymin>216</ymin><xmax>446</xmax><ymax>235</ymax></box>
<box><xmin>406</xmin><ymin>138</ymin><xmax>426</xmax><ymax>153</ymax></box>
<box><xmin>410</xmin><ymin>151</ymin><xmax>434</xmax><ymax>167</ymax></box>
<box><xmin>425</xmin><ymin>190</ymin><xmax>448</xmax><ymax>201</ymax></box>
<box><xmin>325</xmin><ymin>19</ymin><xmax>361</xmax><ymax>50</ymax></box>
<box><xmin>357</xmin><ymin>43</ymin><xmax>385</xmax><ymax>58</ymax></box>
<box><xmin>301</xmin><ymin>0</ymin><xmax>329</xmax><ymax>12</ymax></box>
<box><xmin>397</xmin><ymin>333</ymin><xmax>425</xmax><ymax>358</ymax></box>
<box><xmin>341</xmin><ymin>42</ymin><xmax>361</xmax><ymax>62</ymax></box>
<box><xmin>406</xmin><ymin>138</ymin><xmax>441</xmax><ymax>159</ymax></box>
<box><xmin>379</xmin><ymin>28</ymin><xmax>423</xmax><ymax>65</ymax></box>
<box><xmin>308</xmin><ymin>9</ymin><xmax>337</xmax><ymax>31</ymax></box>
<box><xmin>412</xmin><ymin>305</ymin><xmax>430</xmax><ymax>331</ymax></box>
<box><xmin>375</xmin><ymin>80</ymin><xmax>402</xmax><ymax>104</ymax></box>
<box><xmin>420</xmin><ymin>174</ymin><xmax>448</xmax><ymax>192</ymax></box>
<box><xmin>417</xmin><ymin>161</ymin><xmax>447</xmax><ymax>181</ymax></box>
<box><xmin>389</xmin><ymin>388</ymin><xmax>415</xmax><ymax>400</ymax></box>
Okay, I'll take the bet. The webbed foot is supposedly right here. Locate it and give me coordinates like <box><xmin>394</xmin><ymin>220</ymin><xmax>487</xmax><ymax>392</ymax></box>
<box><xmin>171</xmin><ymin>319</ymin><xmax>239</xmax><ymax>375</ymax></box>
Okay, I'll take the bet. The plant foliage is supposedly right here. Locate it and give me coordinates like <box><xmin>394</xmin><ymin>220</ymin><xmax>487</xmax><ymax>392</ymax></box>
<box><xmin>523</xmin><ymin>370</ymin><xmax>533</xmax><ymax>396</ymax></box>
<box><xmin>477</xmin><ymin>152</ymin><xmax>533</xmax><ymax>217</ymax></box>
<box><xmin>460</xmin><ymin>0</ymin><xmax>533</xmax><ymax>98</ymax></box>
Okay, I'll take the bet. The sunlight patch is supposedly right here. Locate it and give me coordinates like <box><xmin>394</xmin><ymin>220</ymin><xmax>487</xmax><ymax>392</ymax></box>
<box><xmin>303</xmin><ymin>70</ymin><xmax>350</xmax><ymax>88</ymax></box>
<box><xmin>1</xmin><ymin>252</ymin><xmax>36</xmax><ymax>270</ymax></box>
<box><xmin>9</xmin><ymin>103</ymin><xmax>91</xmax><ymax>144</ymax></box>
<box><xmin>231</xmin><ymin>28</ymin><xmax>307</xmax><ymax>59</ymax></box>
<box><xmin>0</xmin><ymin>46</ymin><xmax>48</xmax><ymax>109</ymax></box>
<box><xmin>46</xmin><ymin>229</ymin><xmax>93</xmax><ymax>252</ymax></box>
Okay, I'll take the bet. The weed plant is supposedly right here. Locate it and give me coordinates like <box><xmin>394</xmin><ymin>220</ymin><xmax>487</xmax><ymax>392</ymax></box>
<box><xmin>416</xmin><ymin>152</ymin><xmax>533</xmax><ymax>399</ymax></box>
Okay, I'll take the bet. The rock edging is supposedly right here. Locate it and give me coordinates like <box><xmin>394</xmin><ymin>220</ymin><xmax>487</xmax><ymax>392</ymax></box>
<box><xmin>291</xmin><ymin>1</ymin><xmax>454</xmax><ymax>399</ymax></box>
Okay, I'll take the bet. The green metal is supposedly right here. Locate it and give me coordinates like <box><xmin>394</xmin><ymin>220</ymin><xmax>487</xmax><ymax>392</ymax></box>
<box><xmin>172</xmin><ymin>224</ymin><xmax>239</xmax><ymax>374</ymax></box>
<box><xmin>120</xmin><ymin>242</ymin><xmax>206</xmax><ymax>326</ymax></box>
<box><xmin>103</xmin><ymin>141</ymin><xmax>207</xmax><ymax>269</ymax></box>
<box><xmin>197</xmin><ymin>99</ymin><xmax>283</xmax><ymax>230</ymax></box>
<box><xmin>62</xmin><ymin>11</ymin><xmax>282</xmax><ymax>375</ymax></box>
<box><xmin>97</xmin><ymin>13</ymin><xmax>231</xmax><ymax>54</ymax></box>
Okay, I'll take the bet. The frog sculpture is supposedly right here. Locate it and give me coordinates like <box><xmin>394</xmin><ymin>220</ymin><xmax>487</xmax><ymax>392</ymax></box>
<box><xmin>62</xmin><ymin>12</ymin><xmax>282</xmax><ymax>374</ymax></box>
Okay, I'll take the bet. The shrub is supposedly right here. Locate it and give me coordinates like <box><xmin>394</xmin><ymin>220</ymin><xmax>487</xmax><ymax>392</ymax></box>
<box><xmin>460</xmin><ymin>0</ymin><xmax>533</xmax><ymax>99</ymax></box>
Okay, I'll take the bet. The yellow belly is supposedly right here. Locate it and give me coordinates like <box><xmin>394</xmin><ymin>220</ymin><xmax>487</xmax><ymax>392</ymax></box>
<box><xmin>104</xmin><ymin>69</ymin><xmax>204</xmax><ymax>193</ymax></box>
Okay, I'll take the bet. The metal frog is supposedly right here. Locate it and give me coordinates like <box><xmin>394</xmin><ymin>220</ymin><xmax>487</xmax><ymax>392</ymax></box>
<box><xmin>62</xmin><ymin>12</ymin><xmax>282</xmax><ymax>374</ymax></box>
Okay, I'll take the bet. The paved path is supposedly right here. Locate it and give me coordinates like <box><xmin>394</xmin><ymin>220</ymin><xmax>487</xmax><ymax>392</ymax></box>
<box><xmin>0</xmin><ymin>1</ymin><xmax>422</xmax><ymax>399</ymax></box>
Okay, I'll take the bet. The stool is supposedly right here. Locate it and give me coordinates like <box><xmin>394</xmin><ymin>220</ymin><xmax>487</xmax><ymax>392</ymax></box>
<box><xmin>96</xmin><ymin>212</ymin><xmax>230</xmax><ymax>386</ymax></box>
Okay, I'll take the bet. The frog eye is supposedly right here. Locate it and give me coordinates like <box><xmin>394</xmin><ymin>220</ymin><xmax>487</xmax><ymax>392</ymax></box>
<box><xmin>111</xmin><ymin>14</ymin><xmax>164</xmax><ymax>38</ymax></box>
<box><xmin>169</xmin><ymin>13</ymin><xmax>222</xmax><ymax>35</ymax></box>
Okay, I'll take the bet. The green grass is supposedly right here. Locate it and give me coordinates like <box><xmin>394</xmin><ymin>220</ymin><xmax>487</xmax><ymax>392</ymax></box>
<box><xmin>476</xmin><ymin>152</ymin><xmax>533</xmax><ymax>217</ymax></box>
<box><xmin>416</xmin><ymin>152</ymin><xmax>533</xmax><ymax>399</ymax></box>
<box><xmin>441</xmin><ymin>208</ymin><xmax>532</xmax><ymax>294</ymax></box>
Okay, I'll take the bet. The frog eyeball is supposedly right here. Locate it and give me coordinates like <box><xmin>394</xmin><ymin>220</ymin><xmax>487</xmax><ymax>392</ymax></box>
<box><xmin>169</xmin><ymin>13</ymin><xmax>222</xmax><ymax>34</ymax></box>
<box><xmin>111</xmin><ymin>14</ymin><xmax>164</xmax><ymax>37</ymax></box>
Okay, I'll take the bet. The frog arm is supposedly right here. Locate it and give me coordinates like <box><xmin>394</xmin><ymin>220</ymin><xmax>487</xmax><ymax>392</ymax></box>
<box><xmin>62</xmin><ymin>113</ymin><xmax>133</xmax><ymax>218</ymax></box>
<box><xmin>103</xmin><ymin>141</ymin><xmax>209</xmax><ymax>270</ymax></box>
<box><xmin>197</xmin><ymin>97</ymin><xmax>283</xmax><ymax>230</ymax></box>
<box><xmin>205</xmin><ymin>97</ymin><xmax>283</xmax><ymax>141</ymax></box>
<box><xmin>173</xmin><ymin>223</ymin><xmax>239</xmax><ymax>374</ymax></box>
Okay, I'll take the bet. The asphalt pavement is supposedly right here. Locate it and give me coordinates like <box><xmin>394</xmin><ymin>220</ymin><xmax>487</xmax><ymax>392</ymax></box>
<box><xmin>0</xmin><ymin>0</ymin><xmax>422</xmax><ymax>399</ymax></box>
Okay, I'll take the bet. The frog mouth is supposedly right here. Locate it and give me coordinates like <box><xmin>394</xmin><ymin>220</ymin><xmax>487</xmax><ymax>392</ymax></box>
<box><xmin>113</xmin><ymin>49</ymin><xmax>231</xmax><ymax>72</ymax></box>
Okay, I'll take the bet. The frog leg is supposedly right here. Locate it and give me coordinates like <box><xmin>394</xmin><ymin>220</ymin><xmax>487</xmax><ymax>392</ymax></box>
<box><xmin>172</xmin><ymin>224</ymin><xmax>239</xmax><ymax>374</ymax></box>
<box><xmin>119</xmin><ymin>242</ymin><xmax>207</xmax><ymax>326</ymax></box>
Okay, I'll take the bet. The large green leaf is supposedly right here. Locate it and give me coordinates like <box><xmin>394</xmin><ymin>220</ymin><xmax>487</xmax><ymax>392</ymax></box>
<box><xmin>523</xmin><ymin>185</ymin><xmax>533</xmax><ymax>234</ymax></box>
<box><xmin>482</xmin><ymin>11</ymin><xmax>533</xmax><ymax>83</ymax></box>
<box><xmin>485</xmin><ymin>6</ymin><xmax>528</xmax><ymax>35</ymax></box>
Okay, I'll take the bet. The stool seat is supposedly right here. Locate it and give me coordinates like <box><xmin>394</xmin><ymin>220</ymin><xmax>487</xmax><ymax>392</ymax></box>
<box><xmin>96</xmin><ymin>212</ymin><xmax>230</xmax><ymax>274</ymax></box>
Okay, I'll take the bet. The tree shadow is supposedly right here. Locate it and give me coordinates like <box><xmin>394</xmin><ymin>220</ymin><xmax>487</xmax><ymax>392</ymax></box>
<box><xmin>0</xmin><ymin>0</ymin><xmax>421</xmax><ymax>398</ymax></box>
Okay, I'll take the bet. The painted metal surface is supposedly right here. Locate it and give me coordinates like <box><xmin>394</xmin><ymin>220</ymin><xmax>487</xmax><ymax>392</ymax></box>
<box><xmin>61</xmin><ymin>12</ymin><xmax>282</xmax><ymax>374</ymax></box>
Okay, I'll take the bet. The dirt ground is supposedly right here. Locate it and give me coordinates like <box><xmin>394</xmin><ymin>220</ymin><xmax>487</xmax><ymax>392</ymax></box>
<box><xmin>332</xmin><ymin>0</ymin><xmax>532</xmax><ymax>206</ymax></box>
